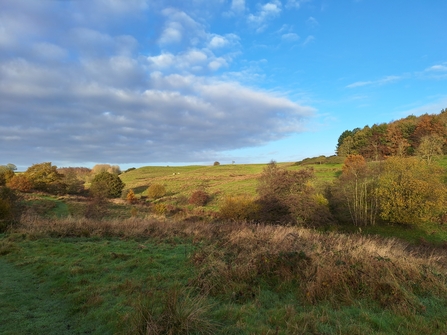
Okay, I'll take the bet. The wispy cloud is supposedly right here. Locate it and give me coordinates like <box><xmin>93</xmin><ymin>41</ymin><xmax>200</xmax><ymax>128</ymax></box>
<box><xmin>285</xmin><ymin>0</ymin><xmax>312</xmax><ymax>10</ymax></box>
<box><xmin>346</xmin><ymin>75</ymin><xmax>401</xmax><ymax>88</ymax></box>
<box><xmin>306</xmin><ymin>16</ymin><xmax>319</xmax><ymax>29</ymax></box>
<box><xmin>281</xmin><ymin>33</ymin><xmax>300</xmax><ymax>42</ymax></box>
<box><xmin>247</xmin><ymin>0</ymin><xmax>282</xmax><ymax>33</ymax></box>
<box><xmin>302</xmin><ymin>35</ymin><xmax>315</xmax><ymax>46</ymax></box>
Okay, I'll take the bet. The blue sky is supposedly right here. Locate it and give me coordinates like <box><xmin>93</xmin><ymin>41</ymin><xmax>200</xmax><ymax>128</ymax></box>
<box><xmin>1</xmin><ymin>0</ymin><xmax>446</xmax><ymax>170</ymax></box>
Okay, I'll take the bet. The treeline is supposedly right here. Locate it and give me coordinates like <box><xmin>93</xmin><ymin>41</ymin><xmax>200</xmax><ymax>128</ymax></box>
<box><xmin>0</xmin><ymin>162</ymin><xmax>126</xmax><ymax>196</ymax></box>
<box><xmin>337</xmin><ymin>108</ymin><xmax>447</xmax><ymax>160</ymax></box>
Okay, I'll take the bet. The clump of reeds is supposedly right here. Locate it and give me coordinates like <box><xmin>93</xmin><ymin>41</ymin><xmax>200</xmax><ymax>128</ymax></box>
<box><xmin>126</xmin><ymin>287</ymin><xmax>217</xmax><ymax>335</ymax></box>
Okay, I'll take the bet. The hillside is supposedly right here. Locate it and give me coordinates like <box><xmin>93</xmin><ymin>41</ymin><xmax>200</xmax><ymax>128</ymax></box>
<box><xmin>119</xmin><ymin>162</ymin><xmax>343</xmax><ymax>208</ymax></box>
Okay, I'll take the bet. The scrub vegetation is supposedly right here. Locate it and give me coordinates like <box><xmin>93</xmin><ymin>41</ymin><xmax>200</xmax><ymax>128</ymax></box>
<box><xmin>1</xmin><ymin>110</ymin><xmax>447</xmax><ymax>334</ymax></box>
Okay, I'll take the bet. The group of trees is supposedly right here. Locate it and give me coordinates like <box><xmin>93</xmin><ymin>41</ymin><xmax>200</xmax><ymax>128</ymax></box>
<box><xmin>251</xmin><ymin>155</ymin><xmax>447</xmax><ymax>228</ymax></box>
<box><xmin>3</xmin><ymin>162</ymin><xmax>125</xmax><ymax>198</ymax></box>
<box><xmin>336</xmin><ymin>109</ymin><xmax>447</xmax><ymax>161</ymax></box>
<box><xmin>329</xmin><ymin>155</ymin><xmax>447</xmax><ymax>226</ymax></box>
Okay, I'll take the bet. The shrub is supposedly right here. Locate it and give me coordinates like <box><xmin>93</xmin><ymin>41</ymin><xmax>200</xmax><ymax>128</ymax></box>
<box><xmin>256</xmin><ymin>161</ymin><xmax>328</xmax><ymax>225</ymax></box>
<box><xmin>90</xmin><ymin>172</ymin><xmax>125</xmax><ymax>198</ymax></box>
<box><xmin>188</xmin><ymin>190</ymin><xmax>209</xmax><ymax>206</ymax></box>
<box><xmin>152</xmin><ymin>203</ymin><xmax>168</xmax><ymax>215</ymax></box>
<box><xmin>126</xmin><ymin>189</ymin><xmax>138</xmax><ymax>204</ymax></box>
<box><xmin>213</xmin><ymin>161</ymin><xmax>220</xmax><ymax>166</ymax></box>
<box><xmin>7</xmin><ymin>174</ymin><xmax>33</xmax><ymax>192</ymax></box>
<box><xmin>0</xmin><ymin>186</ymin><xmax>20</xmax><ymax>232</ymax></box>
<box><xmin>219</xmin><ymin>195</ymin><xmax>260</xmax><ymax>221</ymax></box>
<box><xmin>147</xmin><ymin>184</ymin><xmax>166</xmax><ymax>200</ymax></box>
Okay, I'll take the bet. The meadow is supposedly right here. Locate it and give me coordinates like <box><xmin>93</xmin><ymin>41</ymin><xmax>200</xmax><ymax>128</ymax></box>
<box><xmin>1</xmin><ymin>161</ymin><xmax>447</xmax><ymax>334</ymax></box>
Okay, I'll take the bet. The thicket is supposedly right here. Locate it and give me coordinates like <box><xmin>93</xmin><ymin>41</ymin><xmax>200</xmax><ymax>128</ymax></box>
<box><xmin>256</xmin><ymin>161</ymin><xmax>333</xmax><ymax>226</ymax></box>
<box><xmin>328</xmin><ymin>155</ymin><xmax>447</xmax><ymax>226</ymax></box>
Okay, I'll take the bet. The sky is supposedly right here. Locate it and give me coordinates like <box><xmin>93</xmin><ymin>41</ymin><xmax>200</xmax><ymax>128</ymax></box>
<box><xmin>1</xmin><ymin>0</ymin><xmax>447</xmax><ymax>171</ymax></box>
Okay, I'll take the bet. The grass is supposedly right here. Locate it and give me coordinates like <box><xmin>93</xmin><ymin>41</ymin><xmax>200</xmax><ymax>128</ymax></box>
<box><xmin>119</xmin><ymin>162</ymin><xmax>343</xmax><ymax>211</ymax></box>
<box><xmin>3</xmin><ymin>160</ymin><xmax>447</xmax><ymax>333</ymax></box>
<box><xmin>1</xmin><ymin>215</ymin><xmax>447</xmax><ymax>334</ymax></box>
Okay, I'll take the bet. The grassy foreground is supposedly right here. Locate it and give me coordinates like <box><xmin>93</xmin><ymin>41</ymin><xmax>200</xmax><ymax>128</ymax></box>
<box><xmin>1</xmin><ymin>215</ymin><xmax>447</xmax><ymax>334</ymax></box>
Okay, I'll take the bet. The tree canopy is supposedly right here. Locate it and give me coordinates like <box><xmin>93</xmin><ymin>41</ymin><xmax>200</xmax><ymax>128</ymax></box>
<box><xmin>336</xmin><ymin>108</ymin><xmax>447</xmax><ymax>160</ymax></box>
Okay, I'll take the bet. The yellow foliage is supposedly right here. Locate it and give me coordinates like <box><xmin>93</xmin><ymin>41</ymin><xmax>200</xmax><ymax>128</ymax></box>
<box><xmin>219</xmin><ymin>195</ymin><xmax>260</xmax><ymax>221</ymax></box>
<box><xmin>377</xmin><ymin>157</ymin><xmax>447</xmax><ymax>224</ymax></box>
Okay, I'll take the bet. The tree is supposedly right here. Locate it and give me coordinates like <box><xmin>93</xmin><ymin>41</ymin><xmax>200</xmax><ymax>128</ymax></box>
<box><xmin>377</xmin><ymin>157</ymin><xmax>446</xmax><ymax>224</ymax></box>
<box><xmin>91</xmin><ymin>164</ymin><xmax>121</xmax><ymax>176</ymax></box>
<box><xmin>90</xmin><ymin>172</ymin><xmax>125</xmax><ymax>198</ymax></box>
<box><xmin>0</xmin><ymin>166</ymin><xmax>14</xmax><ymax>186</ymax></box>
<box><xmin>415</xmin><ymin>134</ymin><xmax>444</xmax><ymax>165</ymax></box>
<box><xmin>126</xmin><ymin>189</ymin><xmax>138</xmax><ymax>204</ymax></box>
<box><xmin>330</xmin><ymin>155</ymin><xmax>380</xmax><ymax>226</ymax></box>
<box><xmin>24</xmin><ymin>162</ymin><xmax>64</xmax><ymax>193</ymax></box>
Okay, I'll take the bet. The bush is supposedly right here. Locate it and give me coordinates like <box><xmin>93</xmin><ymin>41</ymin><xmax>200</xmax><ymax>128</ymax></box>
<box><xmin>126</xmin><ymin>189</ymin><xmax>138</xmax><ymax>204</ymax></box>
<box><xmin>213</xmin><ymin>161</ymin><xmax>220</xmax><ymax>166</ymax></box>
<box><xmin>152</xmin><ymin>203</ymin><xmax>168</xmax><ymax>215</ymax></box>
<box><xmin>90</xmin><ymin>172</ymin><xmax>125</xmax><ymax>198</ymax></box>
<box><xmin>7</xmin><ymin>174</ymin><xmax>33</xmax><ymax>192</ymax></box>
<box><xmin>147</xmin><ymin>184</ymin><xmax>166</xmax><ymax>200</ymax></box>
<box><xmin>257</xmin><ymin>161</ymin><xmax>326</xmax><ymax>225</ymax></box>
<box><xmin>219</xmin><ymin>195</ymin><xmax>260</xmax><ymax>221</ymax></box>
<box><xmin>188</xmin><ymin>190</ymin><xmax>209</xmax><ymax>206</ymax></box>
<box><xmin>0</xmin><ymin>186</ymin><xmax>20</xmax><ymax>232</ymax></box>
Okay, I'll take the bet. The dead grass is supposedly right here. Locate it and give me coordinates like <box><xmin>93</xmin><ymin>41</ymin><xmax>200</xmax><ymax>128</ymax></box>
<box><xmin>12</xmin><ymin>214</ymin><xmax>447</xmax><ymax>315</ymax></box>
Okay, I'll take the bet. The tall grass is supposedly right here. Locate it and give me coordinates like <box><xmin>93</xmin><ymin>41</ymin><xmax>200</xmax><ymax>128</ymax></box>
<box><xmin>14</xmin><ymin>214</ymin><xmax>447</xmax><ymax>315</ymax></box>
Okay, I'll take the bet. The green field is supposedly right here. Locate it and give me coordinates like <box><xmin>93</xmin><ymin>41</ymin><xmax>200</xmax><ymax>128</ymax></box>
<box><xmin>2</xmin><ymin>161</ymin><xmax>447</xmax><ymax>334</ymax></box>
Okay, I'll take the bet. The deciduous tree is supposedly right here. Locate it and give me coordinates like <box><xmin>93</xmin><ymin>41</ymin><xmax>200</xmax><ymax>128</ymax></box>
<box><xmin>377</xmin><ymin>157</ymin><xmax>446</xmax><ymax>224</ymax></box>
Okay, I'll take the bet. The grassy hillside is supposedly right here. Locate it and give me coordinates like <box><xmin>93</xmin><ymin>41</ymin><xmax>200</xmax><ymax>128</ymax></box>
<box><xmin>119</xmin><ymin>162</ymin><xmax>343</xmax><ymax>207</ymax></box>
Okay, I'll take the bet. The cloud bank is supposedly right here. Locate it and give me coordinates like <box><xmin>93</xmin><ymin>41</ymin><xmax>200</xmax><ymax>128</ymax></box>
<box><xmin>0</xmin><ymin>0</ymin><xmax>313</xmax><ymax>167</ymax></box>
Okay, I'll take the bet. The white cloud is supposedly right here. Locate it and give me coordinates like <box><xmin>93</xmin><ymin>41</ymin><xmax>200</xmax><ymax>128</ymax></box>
<box><xmin>346</xmin><ymin>75</ymin><xmax>401</xmax><ymax>88</ymax></box>
<box><xmin>302</xmin><ymin>35</ymin><xmax>315</xmax><ymax>46</ymax></box>
<box><xmin>425</xmin><ymin>64</ymin><xmax>447</xmax><ymax>72</ymax></box>
<box><xmin>231</xmin><ymin>0</ymin><xmax>245</xmax><ymax>13</ymax></box>
<box><xmin>32</xmin><ymin>42</ymin><xmax>68</xmax><ymax>61</ymax></box>
<box><xmin>247</xmin><ymin>0</ymin><xmax>282</xmax><ymax>32</ymax></box>
<box><xmin>0</xmin><ymin>0</ymin><xmax>315</xmax><ymax>167</ymax></box>
<box><xmin>285</xmin><ymin>0</ymin><xmax>311</xmax><ymax>9</ymax></box>
<box><xmin>281</xmin><ymin>33</ymin><xmax>300</xmax><ymax>42</ymax></box>
<box><xmin>306</xmin><ymin>16</ymin><xmax>319</xmax><ymax>29</ymax></box>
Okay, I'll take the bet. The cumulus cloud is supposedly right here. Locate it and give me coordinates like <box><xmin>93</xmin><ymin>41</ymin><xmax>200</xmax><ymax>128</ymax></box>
<box><xmin>0</xmin><ymin>0</ymin><xmax>314</xmax><ymax>167</ymax></box>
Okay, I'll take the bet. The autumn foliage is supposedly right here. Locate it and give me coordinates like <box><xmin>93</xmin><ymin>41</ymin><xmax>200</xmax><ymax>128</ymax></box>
<box><xmin>336</xmin><ymin>109</ymin><xmax>447</xmax><ymax>160</ymax></box>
